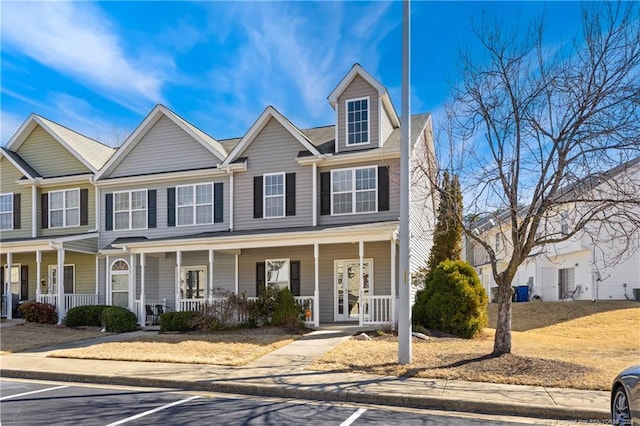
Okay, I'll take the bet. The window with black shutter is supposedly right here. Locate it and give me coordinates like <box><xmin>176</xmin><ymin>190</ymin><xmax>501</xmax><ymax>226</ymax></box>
<box><xmin>214</xmin><ymin>182</ymin><xmax>224</xmax><ymax>223</ymax></box>
<box><xmin>167</xmin><ymin>187</ymin><xmax>176</xmax><ymax>227</ymax></box>
<box><xmin>378</xmin><ymin>165</ymin><xmax>389</xmax><ymax>211</ymax></box>
<box><xmin>320</xmin><ymin>172</ymin><xmax>330</xmax><ymax>215</ymax></box>
<box><xmin>105</xmin><ymin>193</ymin><xmax>113</xmax><ymax>231</ymax></box>
<box><xmin>290</xmin><ymin>260</ymin><xmax>301</xmax><ymax>296</ymax></box>
<box><xmin>253</xmin><ymin>176</ymin><xmax>263</xmax><ymax>218</ymax></box>
<box><xmin>285</xmin><ymin>173</ymin><xmax>296</xmax><ymax>216</ymax></box>
<box><xmin>256</xmin><ymin>262</ymin><xmax>265</xmax><ymax>296</ymax></box>
<box><xmin>148</xmin><ymin>190</ymin><xmax>157</xmax><ymax>228</ymax></box>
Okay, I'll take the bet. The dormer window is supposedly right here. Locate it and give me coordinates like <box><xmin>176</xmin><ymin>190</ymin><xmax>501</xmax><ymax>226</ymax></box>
<box><xmin>346</xmin><ymin>97</ymin><xmax>369</xmax><ymax>145</ymax></box>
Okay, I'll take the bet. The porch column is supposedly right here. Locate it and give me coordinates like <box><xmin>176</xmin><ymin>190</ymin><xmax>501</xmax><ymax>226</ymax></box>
<box><xmin>105</xmin><ymin>255</ymin><xmax>111</xmax><ymax>305</ymax></box>
<box><xmin>6</xmin><ymin>252</ymin><xmax>12</xmax><ymax>320</ymax></box>
<box><xmin>95</xmin><ymin>257</ymin><xmax>99</xmax><ymax>297</ymax></box>
<box><xmin>175</xmin><ymin>251</ymin><xmax>182</xmax><ymax>311</ymax></box>
<box><xmin>139</xmin><ymin>253</ymin><xmax>146</xmax><ymax>327</ymax></box>
<box><xmin>208</xmin><ymin>249</ymin><xmax>214</xmax><ymax>299</ymax></box>
<box><xmin>35</xmin><ymin>250</ymin><xmax>42</xmax><ymax>300</ymax></box>
<box><xmin>234</xmin><ymin>254</ymin><xmax>239</xmax><ymax>295</ymax></box>
<box><xmin>57</xmin><ymin>248</ymin><xmax>65</xmax><ymax>324</ymax></box>
<box><xmin>128</xmin><ymin>254</ymin><xmax>135</xmax><ymax>312</ymax></box>
<box><xmin>313</xmin><ymin>243</ymin><xmax>320</xmax><ymax>327</ymax></box>
<box><xmin>359</xmin><ymin>241</ymin><xmax>364</xmax><ymax>326</ymax></box>
<box><xmin>31</xmin><ymin>185</ymin><xmax>37</xmax><ymax>238</ymax></box>
<box><xmin>391</xmin><ymin>239</ymin><xmax>396</xmax><ymax>325</ymax></box>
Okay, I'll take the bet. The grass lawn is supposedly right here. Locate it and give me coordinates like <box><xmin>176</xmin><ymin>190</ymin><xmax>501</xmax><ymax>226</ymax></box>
<box><xmin>0</xmin><ymin>323</ymin><xmax>111</xmax><ymax>354</ymax></box>
<box><xmin>309</xmin><ymin>301</ymin><xmax>640</xmax><ymax>390</ymax></box>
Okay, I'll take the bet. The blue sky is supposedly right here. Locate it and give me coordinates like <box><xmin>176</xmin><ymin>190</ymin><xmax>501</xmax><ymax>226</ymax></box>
<box><xmin>1</xmin><ymin>1</ymin><xmax>585</xmax><ymax>147</ymax></box>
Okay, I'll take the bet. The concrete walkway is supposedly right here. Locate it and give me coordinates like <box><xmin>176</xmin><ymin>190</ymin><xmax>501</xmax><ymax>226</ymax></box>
<box><xmin>0</xmin><ymin>324</ymin><xmax>610</xmax><ymax>421</ymax></box>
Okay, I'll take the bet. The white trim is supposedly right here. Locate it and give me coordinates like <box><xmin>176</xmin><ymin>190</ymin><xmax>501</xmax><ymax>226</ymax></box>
<box><xmin>345</xmin><ymin>96</ymin><xmax>371</xmax><ymax>146</ymax></box>
<box><xmin>179</xmin><ymin>264</ymin><xmax>208</xmax><ymax>299</ymax></box>
<box><xmin>112</xmin><ymin>189</ymin><xmax>148</xmax><ymax>231</ymax></box>
<box><xmin>328</xmin><ymin>64</ymin><xmax>385</xmax><ymax>107</ymax></box>
<box><xmin>0</xmin><ymin>150</ymin><xmax>35</xmax><ymax>181</ymax></box>
<box><xmin>0</xmin><ymin>193</ymin><xmax>13</xmax><ymax>231</ymax></box>
<box><xmin>333</xmin><ymin>257</ymin><xmax>374</xmax><ymax>322</ymax></box>
<box><xmin>48</xmin><ymin>188</ymin><xmax>81</xmax><ymax>229</ymax></box>
<box><xmin>297</xmin><ymin>148</ymin><xmax>400</xmax><ymax>166</ymax></box>
<box><xmin>330</xmin><ymin>166</ymin><xmax>378</xmax><ymax>216</ymax></box>
<box><xmin>19</xmin><ymin>175</ymin><xmax>93</xmax><ymax>187</ymax></box>
<box><xmin>229</xmin><ymin>173</ymin><xmax>234</xmax><ymax>231</ymax></box>
<box><xmin>109</xmin><ymin>258</ymin><xmax>130</xmax><ymax>308</ymax></box>
<box><xmin>95</xmin><ymin>166</ymin><xmax>241</xmax><ymax>187</ymax></box>
<box><xmin>32</xmin><ymin>186</ymin><xmax>37</xmax><ymax>238</ymax></box>
<box><xmin>263</xmin><ymin>172</ymin><xmax>285</xmax><ymax>219</ymax></box>
<box><xmin>48</xmin><ymin>263</ymin><xmax>76</xmax><ymax>294</ymax></box>
<box><xmin>175</xmin><ymin>182</ymin><xmax>215</xmax><ymax>227</ymax></box>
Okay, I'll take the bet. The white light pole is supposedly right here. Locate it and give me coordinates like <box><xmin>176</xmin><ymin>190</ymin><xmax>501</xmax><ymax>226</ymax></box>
<box><xmin>398</xmin><ymin>0</ymin><xmax>412</xmax><ymax>365</ymax></box>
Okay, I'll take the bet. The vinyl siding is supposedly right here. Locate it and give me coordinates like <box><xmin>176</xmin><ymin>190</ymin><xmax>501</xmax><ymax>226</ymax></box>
<box><xmin>233</xmin><ymin>118</ymin><xmax>313</xmax><ymax>230</ymax></box>
<box><xmin>17</xmin><ymin>126</ymin><xmax>89</xmax><ymax>177</ymax></box>
<box><xmin>379</xmin><ymin>102</ymin><xmax>395</xmax><ymax>146</ymax></box>
<box><xmin>40</xmin><ymin>182</ymin><xmax>96</xmax><ymax>237</ymax></box>
<box><xmin>108</xmin><ymin>116</ymin><xmax>220</xmax><ymax>178</ymax></box>
<box><xmin>64</xmin><ymin>237</ymin><xmax>99</xmax><ymax>254</ymax></box>
<box><xmin>336</xmin><ymin>75</ymin><xmax>380</xmax><ymax>152</ymax></box>
<box><xmin>0</xmin><ymin>157</ymin><xmax>32</xmax><ymax>239</ymax></box>
<box><xmin>318</xmin><ymin>158</ymin><xmax>400</xmax><ymax>226</ymax></box>
<box><xmin>98</xmin><ymin>176</ymin><xmax>230</xmax><ymax>249</ymax></box>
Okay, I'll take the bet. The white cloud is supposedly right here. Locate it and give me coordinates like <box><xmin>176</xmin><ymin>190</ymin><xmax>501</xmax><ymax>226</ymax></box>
<box><xmin>1</xmin><ymin>111</ymin><xmax>27</xmax><ymax>145</ymax></box>
<box><xmin>1</xmin><ymin>2</ymin><xmax>166</xmax><ymax>112</ymax></box>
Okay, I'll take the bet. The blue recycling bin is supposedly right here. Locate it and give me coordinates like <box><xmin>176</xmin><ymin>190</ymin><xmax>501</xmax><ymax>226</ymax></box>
<box><xmin>516</xmin><ymin>285</ymin><xmax>529</xmax><ymax>302</ymax></box>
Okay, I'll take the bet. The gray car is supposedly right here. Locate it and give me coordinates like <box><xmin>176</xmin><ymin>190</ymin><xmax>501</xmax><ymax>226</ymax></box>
<box><xmin>612</xmin><ymin>365</ymin><xmax>640</xmax><ymax>425</ymax></box>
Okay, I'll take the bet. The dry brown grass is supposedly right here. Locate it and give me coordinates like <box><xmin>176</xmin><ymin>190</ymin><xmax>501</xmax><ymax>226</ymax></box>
<box><xmin>49</xmin><ymin>329</ymin><xmax>300</xmax><ymax>366</ymax></box>
<box><xmin>310</xmin><ymin>301</ymin><xmax>640</xmax><ymax>390</ymax></box>
<box><xmin>0</xmin><ymin>323</ymin><xmax>110</xmax><ymax>354</ymax></box>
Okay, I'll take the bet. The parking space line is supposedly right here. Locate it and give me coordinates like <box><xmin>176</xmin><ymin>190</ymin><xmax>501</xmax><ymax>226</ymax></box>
<box><xmin>340</xmin><ymin>408</ymin><xmax>367</xmax><ymax>426</ymax></box>
<box><xmin>105</xmin><ymin>395</ymin><xmax>201</xmax><ymax>425</ymax></box>
<box><xmin>0</xmin><ymin>385</ymin><xmax>69</xmax><ymax>401</ymax></box>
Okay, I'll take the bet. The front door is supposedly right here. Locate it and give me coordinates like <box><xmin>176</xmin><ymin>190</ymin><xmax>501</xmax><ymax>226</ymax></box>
<box><xmin>335</xmin><ymin>259</ymin><xmax>372</xmax><ymax>321</ymax></box>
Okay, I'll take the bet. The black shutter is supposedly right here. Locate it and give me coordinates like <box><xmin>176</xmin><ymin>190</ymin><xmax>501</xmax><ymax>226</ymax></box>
<box><xmin>105</xmin><ymin>193</ymin><xmax>113</xmax><ymax>231</ymax></box>
<box><xmin>80</xmin><ymin>188</ymin><xmax>89</xmax><ymax>226</ymax></box>
<box><xmin>214</xmin><ymin>182</ymin><xmax>223</xmax><ymax>223</ymax></box>
<box><xmin>167</xmin><ymin>187</ymin><xmax>176</xmax><ymax>227</ymax></box>
<box><xmin>63</xmin><ymin>265</ymin><xmax>74</xmax><ymax>294</ymax></box>
<box><xmin>0</xmin><ymin>266</ymin><xmax>4</xmax><ymax>296</ymax></box>
<box><xmin>41</xmin><ymin>193</ymin><xmax>48</xmax><ymax>229</ymax></box>
<box><xmin>148</xmin><ymin>190</ymin><xmax>157</xmax><ymax>228</ymax></box>
<box><xmin>253</xmin><ymin>176</ymin><xmax>263</xmax><ymax>219</ymax></box>
<box><xmin>378</xmin><ymin>166</ymin><xmax>390</xmax><ymax>211</ymax></box>
<box><xmin>320</xmin><ymin>172</ymin><xmax>331</xmax><ymax>216</ymax></box>
<box><xmin>290</xmin><ymin>260</ymin><xmax>301</xmax><ymax>296</ymax></box>
<box><xmin>285</xmin><ymin>173</ymin><xmax>296</xmax><ymax>216</ymax></box>
<box><xmin>13</xmin><ymin>193</ymin><xmax>20</xmax><ymax>229</ymax></box>
<box><xmin>20</xmin><ymin>265</ymin><xmax>28</xmax><ymax>301</ymax></box>
<box><xmin>256</xmin><ymin>262</ymin><xmax>265</xmax><ymax>297</ymax></box>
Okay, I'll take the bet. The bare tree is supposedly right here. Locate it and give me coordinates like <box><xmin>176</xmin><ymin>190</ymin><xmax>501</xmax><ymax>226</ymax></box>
<box><xmin>439</xmin><ymin>2</ymin><xmax>640</xmax><ymax>355</ymax></box>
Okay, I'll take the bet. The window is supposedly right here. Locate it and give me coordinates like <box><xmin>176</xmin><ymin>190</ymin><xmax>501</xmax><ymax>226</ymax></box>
<box><xmin>110</xmin><ymin>260</ymin><xmax>129</xmax><ymax>308</ymax></box>
<box><xmin>264</xmin><ymin>173</ymin><xmax>285</xmax><ymax>218</ymax></box>
<box><xmin>180</xmin><ymin>266</ymin><xmax>206</xmax><ymax>299</ymax></box>
<box><xmin>114</xmin><ymin>190</ymin><xmax>147</xmax><ymax>230</ymax></box>
<box><xmin>346</xmin><ymin>97</ymin><xmax>369</xmax><ymax>145</ymax></box>
<box><xmin>49</xmin><ymin>189</ymin><xmax>79</xmax><ymax>228</ymax></box>
<box><xmin>0</xmin><ymin>193</ymin><xmax>12</xmax><ymax>230</ymax></box>
<box><xmin>177</xmin><ymin>183</ymin><xmax>213</xmax><ymax>226</ymax></box>
<box><xmin>560</xmin><ymin>211</ymin><xmax>569</xmax><ymax>235</ymax></box>
<box><xmin>266</xmin><ymin>259</ymin><xmax>290</xmax><ymax>289</ymax></box>
<box><xmin>558</xmin><ymin>267</ymin><xmax>575</xmax><ymax>300</ymax></box>
<box><xmin>331</xmin><ymin>166</ymin><xmax>377</xmax><ymax>215</ymax></box>
<box><xmin>48</xmin><ymin>265</ymin><xmax>75</xmax><ymax>293</ymax></box>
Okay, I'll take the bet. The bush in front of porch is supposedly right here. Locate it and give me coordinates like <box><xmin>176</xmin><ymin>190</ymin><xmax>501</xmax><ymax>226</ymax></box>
<box><xmin>18</xmin><ymin>301</ymin><xmax>58</xmax><ymax>324</ymax></box>
<box><xmin>66</xmin><ymin>305</ymin><xmax>111</xmax><ymax>327</ymax></box>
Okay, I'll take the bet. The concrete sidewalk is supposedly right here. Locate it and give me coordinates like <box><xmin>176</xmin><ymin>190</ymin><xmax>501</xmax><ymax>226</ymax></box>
<box><xmin>0</xmin><ymin>326</ymin><xmax>610</xmax><ymax>421</ymax></box>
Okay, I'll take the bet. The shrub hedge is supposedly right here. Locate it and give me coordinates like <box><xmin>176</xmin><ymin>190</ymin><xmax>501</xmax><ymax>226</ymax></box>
<box><xmin>66</xmin><ymin>305</ymin><xmax>111</xmax><ymax>327</ymax></box>
<box><xmin>100</xmin><ymin>306</ymin><xmax>139</xmax><ymax>333</ymax></box>
<box><xmin>160</xmin><ymin>311</ymin><xmax>196</xmax><ymax>332</ymax></box>
<box><xmin>18</xmin><ymin>301</ymin><xmax>58</xmax><ymax>324</ymax></box>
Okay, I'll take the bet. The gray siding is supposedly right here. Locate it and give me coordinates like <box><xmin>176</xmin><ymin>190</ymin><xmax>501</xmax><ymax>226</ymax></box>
<box><xmin>98</xmin><ymin>176</ymin><xmax>230</xmax><ymax>249</ymax></box>
<box><xmin>380</xmin><ymin>102</ymin><xmax>394</xmax><ymax>145</ymax></box>
<box><xmin>0</xmin><ymin>157</ymin><xmax>32</xmax><ymax>240</ymax></box>
<box><xmin>336</xmin><ymin>75</ymin><xmax>380</xmax><ymax>152</ymax></box>
<box><xmin>64</xmin><ymin>237</ymin><xmax>99</xmax><ymax>254</ymax></box>
<box><xmin>233</xmin><ymin>117</ymin><xmax>313</xmax><ymax>230</ymax></box>
<box><xmin>318</xmin><ymin>158</ymin><xmax>400</xmax><ymax>226</ymax></box>
<box><xmin>17</xmin><ymin>127</ymin><xmax>89</xmax><ymax>177</ymax></box>
<box><xmin>409</xmin><ymin>130</ymin><xmax>435</xmax><ymax>275</ymax></box>
<box><xmin>108</xmin><ymin>116</ymin><xmax>221</xmax><ymax>178</ymax></box>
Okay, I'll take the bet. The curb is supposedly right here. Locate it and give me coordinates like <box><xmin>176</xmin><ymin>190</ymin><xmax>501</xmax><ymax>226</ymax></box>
<box><xmin>0</xmin><ymin>369</ymin><xmax>609</xmax><ymax>421</ymax></box>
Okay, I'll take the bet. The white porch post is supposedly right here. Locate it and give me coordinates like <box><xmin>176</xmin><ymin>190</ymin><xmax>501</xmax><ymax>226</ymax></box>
<box><xmin>313</xmin><ymin>243</ymin><xmax>320</xmax><ymax>327</ymax></box>
<box><xmin>208</xmin><ymin>249</ymin><xmax>214</xmax><ymax>299</ymax></box>
<box><xmin>139</xmin><ymin>253</ymin><xmax>146</xmax><ymax>327</ymax></box>
<box><xmin>6</xmin><ymin>252</ymin><xmax>12</xmax><ymax>320</ymax></box>
<box><xmin>57</xmin><ymin>248</ymin><xmax>65</xmax><ymax>323</ymax></box>
<box><xmin>229</xmin><ymin>174</ymin><xmax>234</xmax><ymax>231</ymax></box>
<box><xmin>359</xmin><ymin>241</ymin><xmax>364</xmax><ymax>326</ymax></box>
<box><xmin>128</xmin><ymin>254</ymin><xmax>135</xmax><ymax>312</ymax></box>
<box><xmin>391</xmin><ymin>238</ymin><xmax>397</xmax><ymax>325</ymax></box>
<box><xmin>234</xmin><ymin>254</ymin><xmax>239</xmax><ymax>295</ymax></box>
<box><xmin>35</xmin><ymin>250</ymin><xmax>42</xmax><ymax>300</ymax></box>
<box><xmin>106</xmin><ymin>255</ymin><xmax>111</xmax><ymax>305</ymax></box>
<box><xmin>95</xmin><ymin>257</ymin><xmax>99</xmax><ymax>297</ymax></box>
<box><xmin>312</xmin><ymin>163</ymin><xmax>318</xmax><ymax>227</ymax></box>
<box><xmin>31</xmin><ymin>186</ymin><xmax>37</xmax><ymax>238</ymax></box>
<box><xmin>175</xmin><ymin>251</ymin><xmax>182</xmax><ymax>311</ymax></box>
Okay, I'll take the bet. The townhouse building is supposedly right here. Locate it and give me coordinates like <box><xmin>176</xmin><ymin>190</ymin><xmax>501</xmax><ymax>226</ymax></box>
<box><xmin>1</xmin><ymin>64</ymin><xmax>437</xmax><ymax>326</ymax></box>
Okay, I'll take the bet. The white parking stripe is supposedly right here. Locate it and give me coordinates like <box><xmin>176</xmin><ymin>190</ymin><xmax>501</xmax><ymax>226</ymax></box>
<box><xmin>105</xmin><ymin>395</ymin><xmax>201</xmax><ymax>425</ymax></box>
<box><xmin>0</xmin><ymin>385</ymin><xmax>69</xmax><ymax>401</ymax></box>
<box><xmin>340</xmin><ymin>407</ymin><xmax>367</xmax><ymax>426</ymax></box>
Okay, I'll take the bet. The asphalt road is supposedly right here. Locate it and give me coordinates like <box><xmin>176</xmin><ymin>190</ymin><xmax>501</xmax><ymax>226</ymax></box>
<box><xmin>0</xmin><ymin>379</ymin><xmax>585</xmax><ymax>425</ymax></box>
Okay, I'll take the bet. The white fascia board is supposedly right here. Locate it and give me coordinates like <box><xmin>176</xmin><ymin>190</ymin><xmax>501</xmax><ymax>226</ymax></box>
<box><xmin>0</xmin><ymin>239</ymin><xmax>56</xmax><ymax>254</ymax></box>
<box><xmin>114</xmin><ymin>222</ymin><xmax>399</xmax><ymax>253</ymax></box>
<box><xmin>4</xmin><ymin>114</ymin><xmax>38</xmax><ymax>151</ymax></box>
<box><xmin>297</xmin><ymin>149</ymin><xmax>400</xmax><ymax>166</ymax></box>
<box><xmin>0</xmin><ymin>151</ymin><xmax>36</xmax><ymax>181</ymax></box>
<box><xmin>19</xmin><ymin>174</ymin><xmax>94</xmax><ymax>187</ymax></box>
<box><xmin>93</xmin><ymin>165</ymin><xmax>244</xmax><ymax>188</ymax></box>
<box><xmin>54</xmin><ymin>232</ymin><xmax>99</xmax><ymax>243</ymax></box>
<box><xmin>327</xmin><ymin>64</ymin><xmax>386</xmax><ymax>108</ymax></box>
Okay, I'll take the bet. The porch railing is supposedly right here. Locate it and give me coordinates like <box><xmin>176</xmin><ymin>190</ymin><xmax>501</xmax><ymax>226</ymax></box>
<box><xmin>362</xmin><ymin>295</ymin><xmax>392</xmax><ymax>325</ymax></box>
<box><xmin>36</xmin><ymin>293</ymin><xmax>98</xmax><ymax>312</ymax></box>
<box><xmin>135</xmin><ymin>299</ymin><xmax>167</xmax><ymax>326</ymax></box>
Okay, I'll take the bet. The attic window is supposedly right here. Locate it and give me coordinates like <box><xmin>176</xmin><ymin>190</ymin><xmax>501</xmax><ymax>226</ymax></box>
<box><xmin>346</xmin><ymin>97</ymin><xmax>369</xmax><ymax>145</ymax></box>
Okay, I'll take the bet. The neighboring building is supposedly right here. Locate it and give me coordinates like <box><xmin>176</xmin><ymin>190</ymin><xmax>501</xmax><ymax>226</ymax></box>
<box><xmin>1</xmin><ymin>64</ymin><xmax>437</xmax><ymax>326</ymax></box>
<box><xmin>466</xmin><ymin>158</ymin><xmax>640</xmax><ymax>302</ymax></box>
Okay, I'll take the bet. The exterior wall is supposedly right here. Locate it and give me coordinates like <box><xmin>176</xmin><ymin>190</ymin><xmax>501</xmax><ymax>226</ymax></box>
<box><xmin>108</xmin><ymin>116</ymin><xmax>221</xmax><ymax>178</ymax></box>
<box><xmin>16</xmin><ymin>127</ymin><xmax>88</xmax><ymax>177</ymax></box>
<box><xmin>233</xmin><ymin>117</ymin><xmax>313</xmax><ymax>230</ymax></box>
<box><xmin>318</xmin><ymin>158</ymin><xmax>400</xmax><ymax>226</ymax></box>
<box><xmin>236</xmin><ymin>241</ymin><xmax>392</xmax><ymax>323</ymax></box>
<box><xmin>379</xmin><ymin>103</ymin><xmax>394</xmax><ymax>146</ymax></box>
<box><xmin>98</xmin><ymin>175</ymin><xmax>230</xmax><ymax>249</ymax></box>
<box><xmin>40</xmin><ymin>181</ymin><xmax>96</xmax><ymax>237</ymax></box>
<box><xmin>591</xmin><ymin>247</ymin><xmax>640</xmax><ymax>300</ymax></box>
<box><xmin>336</xmin><ymin>75</ymin><xmax>380</xmax><ymax>152</ymax></box>
<box><xmin>0</xmin><ymin>157</ymin><xmax>33</xmax><ymax>240</ymax></box>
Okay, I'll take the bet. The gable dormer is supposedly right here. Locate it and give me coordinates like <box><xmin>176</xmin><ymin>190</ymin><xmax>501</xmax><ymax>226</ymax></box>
<box><xmin>327</xmin><ymin>64</ymin><xmax>400</xmax><ymax>153</ymax></box>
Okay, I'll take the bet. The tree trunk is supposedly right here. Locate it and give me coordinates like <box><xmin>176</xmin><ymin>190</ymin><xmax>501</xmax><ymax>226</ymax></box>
<box><xmin>493</xmin><ymin>279</ymin><xmax>513</xmax><ymax>355</ymax></box>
